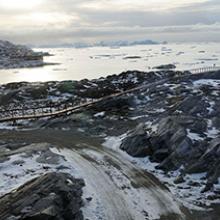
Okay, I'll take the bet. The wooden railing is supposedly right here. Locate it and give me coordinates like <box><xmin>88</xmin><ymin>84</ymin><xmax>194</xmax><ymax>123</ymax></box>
<box><xmin>189</xmin><ymin>66</ymin><xmax>220</xmax><ymax>74</ymax></box>
<box><xmin>0</xmin><ymin>99</ymin><xmax>99</xmax><ymax>123</ymax></box>
<box><xmin>0</xmin><ymin>78</ymin><xmax>168</xmax><ymax>123</ymax></box>
<box><xmin>0</xmin><ymin>66</ymin><xmax>219</xmax><ymax>124</ymax></box>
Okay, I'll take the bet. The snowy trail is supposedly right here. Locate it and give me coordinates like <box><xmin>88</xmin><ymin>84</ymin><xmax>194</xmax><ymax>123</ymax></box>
<box><xmin>0</xmin><ymin>129</ymin><xmax>190</xmax><ymax>219</ymax></box>
<box><xmin>52</xmin><ymin>145</ymin><xmax>187</xmax><ymax>220</ymax></box>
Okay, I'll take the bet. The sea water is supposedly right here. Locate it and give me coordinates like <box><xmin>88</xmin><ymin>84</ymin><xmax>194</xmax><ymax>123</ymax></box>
<box><xmin>0</xmin><ymin>42</ymin><xmax>219</xmax><ymax>84</ymax></box>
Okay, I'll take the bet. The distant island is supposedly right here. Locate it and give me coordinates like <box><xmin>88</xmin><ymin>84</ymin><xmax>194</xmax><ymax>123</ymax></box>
<box><xmin>74</xmin><ymin>39</ymin><xmax>160</xmax><ymax>48</ymax></box>
<box><xmin>37</xmin><ymin>39</ymin><xmax>165</xmax><ymax>48</ymax></box>
<box><xmin>0</xmin><ymin>40</ymin><xmax>52</xmax><ymax>69</ymax></box>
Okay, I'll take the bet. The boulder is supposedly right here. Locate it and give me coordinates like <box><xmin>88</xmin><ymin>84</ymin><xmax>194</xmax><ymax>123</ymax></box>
<box><xmin>174</xmin><ymin>175</ymin><xmax>185</xmax><ymax>184</ymax></box>
<box><xmin>187</xmin><ymin>138</ymin><xmax>220</xmax><ymax>173</ymax></box>
<box><xmin>120</xmin><ymin>123</ymin><xmax>152</xmax><ymax>157</ymax></box>
<box><xmin>185</xmin><ymin>137</ymin><xmax>220</xmax><ymax>192</ymax></box>
<box><xmin>0</xmin><ymin>172</ymin><xmax>85</xmax><ymax>220</ymax></box>
<box><xmin>153</xmin><ymin>64</ymin><xmax>176</xmax><ymax>70</ymax></box>
<box><xmin>177</xmin><ymin>96</ymin><xmax>208</xmax><ymax>116</ymax></box>
<box><xmin>121</xmin><ymin>116</ymin><xmax>205</xmax><ymax>171</ymax></box>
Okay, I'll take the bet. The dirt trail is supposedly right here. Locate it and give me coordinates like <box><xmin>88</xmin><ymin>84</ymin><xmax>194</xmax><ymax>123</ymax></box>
<box><xmin>0</xmin><ymin>129</ymin><xmax>191</xmax><ymax>220</ymax></box>
<box><xmin>54</xmin><ymin>146</ymin><xmax>188</xmax><ymax>220</ymax></box>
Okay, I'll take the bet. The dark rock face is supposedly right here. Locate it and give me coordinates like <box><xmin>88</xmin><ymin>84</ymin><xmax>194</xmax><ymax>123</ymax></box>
<box><xmin>149</xmin><ymin>116</ymin><xmax>198</xmax><ymax>169</ymax></box>
<box><xmin>120</xmin><ymin>116</ymin><xmax>220</xmax><ymax>191</ymax></box>
<box><xmin>0</xmin><ymin>173</ymin><xmax>85</xmax><ymax>220</ymax></box>
<box><xmin>115</xmin><ymin>71</ymin><xmax>220</xmax><ymax>196</ymax></box>
<box><xmin>0</xmin><ymin>40</ymin><xmax>46</xmax><ymax>69</ymax></box>
<box><xmin>121</xmin><ymin>116</ymin><xmax>202</xmax><ymax>168</ymax></box>
<box><xmin>186</xmin><ymin>137</ymin><xmax>220</xmax><ymax>191</ymax></box>
<box><xmin>120</xmin><ymin>124</ymin><xmax>152</xmax><ymax>157</ymax></box>
<box><xmin>153</xmin><ymin>64</ymin><xmax>176</xmax><ymax>70</ymax></box>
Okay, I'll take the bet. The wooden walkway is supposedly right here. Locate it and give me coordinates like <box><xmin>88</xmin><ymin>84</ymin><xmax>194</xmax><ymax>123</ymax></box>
<box><xmin>189</xmin><ymin>66</ymin><xmax>220</xmax><ymax>74</ymax></box>
<box><xmin>0</xmin><ymin>66</ymin><xmax>219</xmax><ymax>123</ymax></box>
<box><xmin>0</xmin><ymin>80</ymin><xmax>159</xmax><ymax>123</ymax></box>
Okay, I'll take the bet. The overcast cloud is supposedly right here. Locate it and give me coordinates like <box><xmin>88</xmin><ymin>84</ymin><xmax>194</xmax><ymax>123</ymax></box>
<box><xmin>0</xmin><ymin>0</ymin><xmax>220</xmax><ymax>45</ymax></box>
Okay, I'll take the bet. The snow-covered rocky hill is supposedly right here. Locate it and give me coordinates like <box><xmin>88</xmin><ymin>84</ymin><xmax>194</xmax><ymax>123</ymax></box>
<box><xmin>0</xmin><ymin>40</ymin><xmax>49</xmax><ymax>69</ymax></box>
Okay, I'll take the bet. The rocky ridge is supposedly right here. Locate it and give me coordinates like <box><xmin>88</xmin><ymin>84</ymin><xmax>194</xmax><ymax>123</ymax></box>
<box><xmin>0</xmin><ymin>172</ymin><xmax>84</xmax><ymax>220</ymax></box>
<box><xmin>0</xmin><ymin>40</ymin><xmax>50</xmax><ymax>69</ymax></box>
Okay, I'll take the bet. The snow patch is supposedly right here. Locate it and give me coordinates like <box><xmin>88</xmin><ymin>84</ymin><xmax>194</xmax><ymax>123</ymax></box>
<box><xmin>187</xmin><ymin>129</ymin><xmax>204</xmax><ymax>142</ymax></box>
<box><xmin>103</xmin><ymin>135</ymin><xmax>124</xmax><ymax>151</ymax></box>
<box><xmin>0</xmin><ymin>153</ymin><xmax>63</xmax><ymax>196</ymax></box>
<box><xmin>193</xmin><ymin>79</ymin><xmax>220</xmax><ymax>87</ymax></box>
<box><xmin>103</xmin><ymin>135</ymin><xmax>220</xmax><ymax>210</ymax></box>
<box><xmin>94</xmin><ymin>111</ymin><xmax>105</xmax><ymax>117</ymax></box>
<box><xmin>206</xmin><ymin>101</ymin><xmax>215</xmax><ymax>114</ymax></box>
<box><xmin>206</xmin><ymin>120</ymin><xmax>219</xmax><ymax>138</ymax></box>
<box><xmin>0</xmin><ymin>123</ymin><xmax>17</xmax><ymax>130</ymax></box>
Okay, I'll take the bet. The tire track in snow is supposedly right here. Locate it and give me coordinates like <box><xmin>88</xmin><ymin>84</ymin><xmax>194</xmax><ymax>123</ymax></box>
<box><xmin>52</xmin><ymin>146</ymin><xmax>188</xmax><ymax>220</ymax></box>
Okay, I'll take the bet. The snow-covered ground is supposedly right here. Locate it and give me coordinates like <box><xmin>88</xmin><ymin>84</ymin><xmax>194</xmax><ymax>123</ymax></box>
<box><xmin>103</xmin><ymin>135</ymin><xmax>220</xmax><ymax>210</ymax></box>
<box><xmin>1</xmin><ymin>143</ymin><xmax>182</xmax><ymax>220</ymax></box>
<box><xmin>0</xmin><ymin>144</ymin><xmax>71</xmax><ymax>196</ymax></box>
<box><xmin>193</xmin><ymin>79</ymin><xmax>220</xmax><ymax>88</ymax></box>
<box><xmin>51</xmin><ymin>146</ymin><xmax>186</xmax><ymax>220</ymax></box>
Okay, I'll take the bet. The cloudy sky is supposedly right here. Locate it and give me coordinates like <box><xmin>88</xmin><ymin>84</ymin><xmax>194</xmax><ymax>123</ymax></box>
<box><xmin>0</xmin><ymin>0</ymin><xmax>220</xmax><ymax>45</ymax></box>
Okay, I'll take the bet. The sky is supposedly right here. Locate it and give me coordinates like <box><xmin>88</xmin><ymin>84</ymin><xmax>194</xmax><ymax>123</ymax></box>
<box><xmin>0</xmin><ymin>0</ymin><xmax>220</xmax><ymax>45</ymax></box>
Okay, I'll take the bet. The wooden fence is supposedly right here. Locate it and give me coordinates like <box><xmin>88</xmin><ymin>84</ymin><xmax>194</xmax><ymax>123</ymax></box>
<box><xmin>0</xmin><ymin>66</ymin><xmax>219</xmax><ymax>123</ymax></box>
<box><xmin>189</xmin><ymin>66</ymin><xmax>220</xmax><ymax>74</ymax></box>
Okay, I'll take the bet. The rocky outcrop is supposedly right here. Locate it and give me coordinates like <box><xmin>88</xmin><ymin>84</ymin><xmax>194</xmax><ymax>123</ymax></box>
<box><xmin>120</xmin><ymin>116</ymin><xmax>220</xmax><ymax>191</ymax></box>
<box><xmin>121</xmin><ymin>116</ymin><xmax>205</xmax><ymax>166</ymax></box>
<box><xmin>0</xmin><ymin>40</ymin><xmax>48</xmax><ymax>69</ymax></box>
<box><xmin>153</xmin><ymin>64</ymin><xmax>176</xmax><ymax>70</ymax></box>
<box><xmin>0</xmin><ymin>172</ymin><xmax>85</xmax><ymax>220</ymax></box>
<box><xmin>120</xmin><ymin>123</ymin><xmax>152</xmax><ymax>157</ymax></box>
<box><xmin>186</xmin><ymin>137</ymin><xmax>220</xmax><ymax>191</ymax></box>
